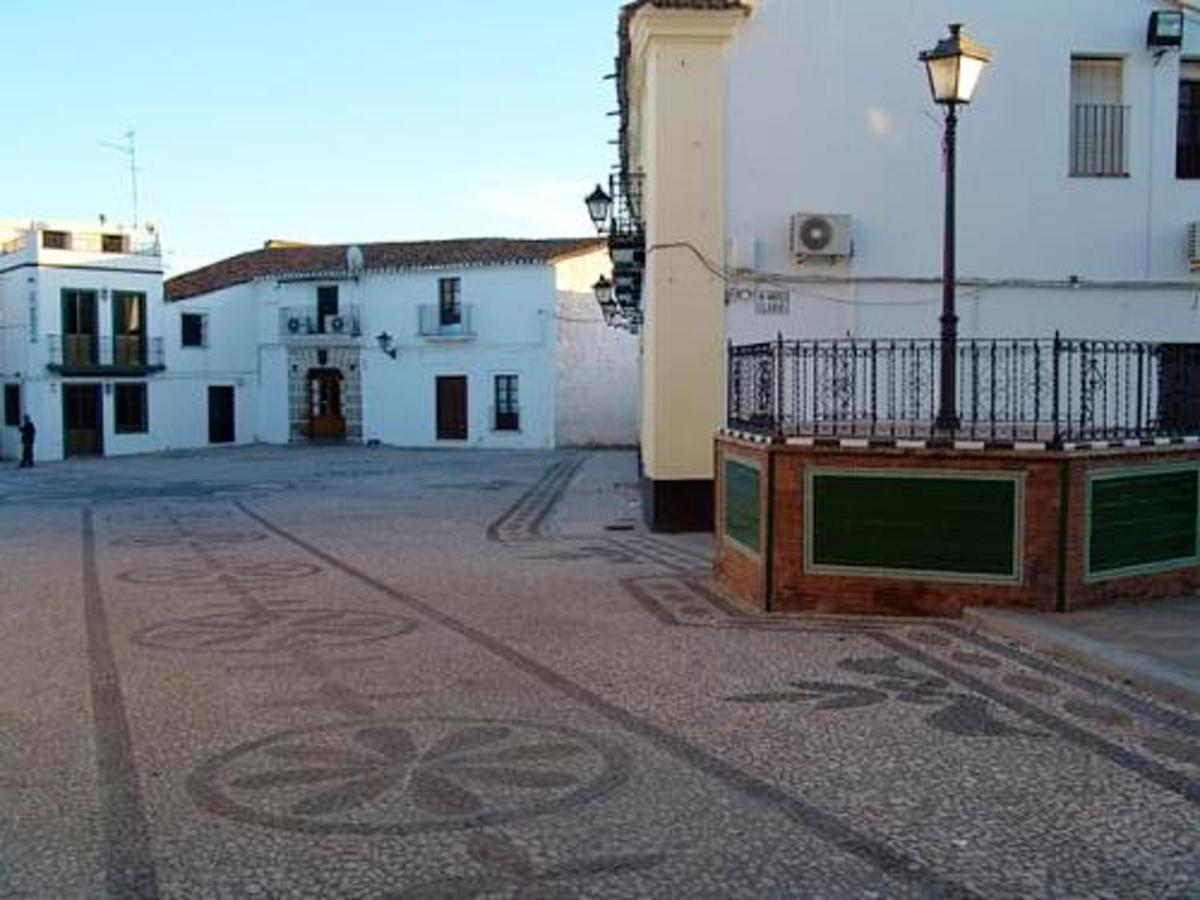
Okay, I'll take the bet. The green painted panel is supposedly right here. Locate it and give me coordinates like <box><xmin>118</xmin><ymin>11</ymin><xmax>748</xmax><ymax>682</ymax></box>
<box><xmin>724</xmin><ymin>459</ymin><xmax>760</xmax><ymax>553</ymax></box>
<box><xmin>1089</xmin><ymin>469</ymin><xmax>1198</xmax><ymax>575</ymax></box>
<box><xmin>811</xmin><ymin>473</ymin><xmax>1017</xmax><ymax>577</ymax></box>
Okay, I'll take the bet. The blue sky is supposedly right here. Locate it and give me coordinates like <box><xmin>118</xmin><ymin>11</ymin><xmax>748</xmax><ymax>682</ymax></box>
<box><xmin>0</xmin><ymin>1</ymin><xmax>625</xmax><ymax>273</ymax></box>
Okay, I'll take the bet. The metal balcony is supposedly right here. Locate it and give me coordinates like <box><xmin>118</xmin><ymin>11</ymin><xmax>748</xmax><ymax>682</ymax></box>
<box><xmin>418</xmin><ymin>304</ymin><xmax>476</xmax><ymax>340</ymax></box>
<box><xmin>47</xmin><ymin>334</ymin><xmax>165</xmax><ymax>374</ymax></box>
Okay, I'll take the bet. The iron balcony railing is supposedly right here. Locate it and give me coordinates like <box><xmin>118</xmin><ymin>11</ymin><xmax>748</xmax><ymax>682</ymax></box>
<box><xmin>280</xmin><ymin>306</ymin><xmax>363</xmax><ymax>338</ymax></box>
<box><xmin>1071</xmin><ymin>104</ymin><xmax>1130</xmax><ymax>177</ymax></box>
<box><xmin>418</xmin><ymin>304</ymin><xmax>476</xmax><ymax>339</ymax></box>
<box><xmin>728</xmin><ymin>335</ymin><xmax>1200</xmax><ymax>445</ymax></box>
<box><xmin>47</xmin><ymin>334</ymin><xmax>165</xmax><ymax>371</ymax></box>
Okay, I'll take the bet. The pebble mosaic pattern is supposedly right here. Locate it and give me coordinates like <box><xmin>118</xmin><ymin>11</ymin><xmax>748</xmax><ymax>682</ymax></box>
<box><xmin>0</xmin><ymin>446</ymin><xmax>1196</xmax><ymax>898</ymax></box>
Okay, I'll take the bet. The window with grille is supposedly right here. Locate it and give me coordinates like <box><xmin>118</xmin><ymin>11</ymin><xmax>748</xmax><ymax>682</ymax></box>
<box><xmin>1070</xmin><ymin>57</ymin><xmax>1128</xmax><ymax>177</ymax></box>
<box><xmin>494</xmin><ymin>374</ymin><xmax>519</xmax><ymax>431</ymax></box>
<box><xmin>1179</xmin><ymin>62</ymin><xmax>1200</xmax><ymax>179</ymax></box>
<box><xmin>114</xmin><ymin>383</ymin><xmax>148</xmax><ymax>434</ymax></box>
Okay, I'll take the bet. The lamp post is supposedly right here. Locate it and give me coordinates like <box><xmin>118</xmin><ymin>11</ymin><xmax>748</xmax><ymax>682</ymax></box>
<box><xmin>920</xmin><ymin>24</ymin><xmax>991</xmax><ymax>432</ymax></box>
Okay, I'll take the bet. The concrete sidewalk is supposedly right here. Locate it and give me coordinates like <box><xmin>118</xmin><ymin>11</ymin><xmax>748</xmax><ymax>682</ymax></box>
<box><xmin>965</xmin><ymin>597</ymin><xmax>1200</xmax><ymax>713</ymax></box>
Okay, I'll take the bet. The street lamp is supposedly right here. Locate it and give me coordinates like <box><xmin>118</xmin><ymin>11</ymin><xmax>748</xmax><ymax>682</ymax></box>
<box><xmin>593</xmin><ymin>275</ymin><xmax>619</xmax><ymax>323</ymax></box>
<box><xmin>585</xmin><ymin>184</ymin><xmax>613</xmax><ymax>234</ymax></box>
<box><xmin>920</xmin><ymin>23</ymin><xmax>992</xmax><ymax>431</ymax></box>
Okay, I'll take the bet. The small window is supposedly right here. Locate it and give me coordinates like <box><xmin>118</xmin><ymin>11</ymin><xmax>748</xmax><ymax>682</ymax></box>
<box><xmin>114</xmin><ymin>383</ymin><xmax>148</xmax><ymax>434</ymax></box>
<box><xmin>4</xmin><ymin>384</ymin><xmax>20</xmax><ymax>427</ymax></box>
<box><xmin>101</xmin><ymin>233</ymin><xmax>126</xmax><ymax>253</ymax></box>
<box><xmin>181</xmin><ymin>313</ymin><xmax>207</xmax><ymax>348</ymax></box>
<box><xmin>42</xmin><ymin>230</ymin><xmax>69</xmax><ymax>250</ymax></box>
<box><xmin>1070</xmin><ymin>57</ymin><xmax>1128</xmax><ymax>177</ymax></box>
<box><xmin>494</xmin><ymin>374</ymin><xmax>519</xmax><ymax>431</ymax></box>
<box><xmin>439</xmin><ymin>278</ymin><xmax>462</xmax><ymax>327</ymax></box>
<box><xmin>1178</xmin><ymin>61</ymin><xmax>1200</xmax><ymax>179</ymax></box>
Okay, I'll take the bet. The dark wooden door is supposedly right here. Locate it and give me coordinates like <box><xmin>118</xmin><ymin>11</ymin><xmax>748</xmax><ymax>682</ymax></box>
<box><xmin>208</xmin><ymin>386</ymin><xmax>236</xmax><ymax>444</ymax></box>
<box><xmin>317</xmin><ymin>286</ymin><xmax>339</xmax><ymax>334</ymax></box>
<box><xmin>436</xmin><ymin>375</ymin><xmax>468</xmax><ymax>440</ymax></box>
<box><xmin>63</xmin><ymin>384</ymin><xmax>103</xmax><ymax>456</ymax></box>
<box><xmin>307</xmin><ymin>369</ymin><xmax>346</xmax><ymax>441</ymax></box>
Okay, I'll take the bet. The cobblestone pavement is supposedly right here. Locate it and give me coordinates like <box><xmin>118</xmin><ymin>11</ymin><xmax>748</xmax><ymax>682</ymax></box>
<box><xmin>0</xmin><ymin>445</ymin><xmax>1197</xmax><ymax>899</ymax></box>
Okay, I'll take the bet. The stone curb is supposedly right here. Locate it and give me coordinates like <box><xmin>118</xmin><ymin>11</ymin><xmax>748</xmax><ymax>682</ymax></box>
<box><xmin>962</xmin><ymin>607</ymin><xmax>1200</xmax><ymax>714</ymax></box>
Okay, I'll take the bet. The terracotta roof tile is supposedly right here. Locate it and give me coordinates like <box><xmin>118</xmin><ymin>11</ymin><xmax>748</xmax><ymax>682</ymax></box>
<box><xmin>165</xmin><ymin>237</ymin><xmax>605</xmax><ymax>301</ymax></box>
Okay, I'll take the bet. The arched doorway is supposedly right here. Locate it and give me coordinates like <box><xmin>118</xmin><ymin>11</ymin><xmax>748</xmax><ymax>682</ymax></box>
<box><xmin>306</xmin><ymin>368</ymin><xmax>346</xmax><ymax>441</ymax></box>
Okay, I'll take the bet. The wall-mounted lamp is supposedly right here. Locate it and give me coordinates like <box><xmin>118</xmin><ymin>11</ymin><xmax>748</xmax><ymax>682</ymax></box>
<box><xmin>375</xmin><ymin>331</ymin><xmax>397</xmax><ymax>359</ymax></box>
<box><xmin>585</xmin><ymin>184</ymin><xmax>613</xmax><ymax>234</ymax></box>
<box><xmin>1148</xmin><ymin>10</ymin><xmax>1184</xmax><ymax>49</ymax></box>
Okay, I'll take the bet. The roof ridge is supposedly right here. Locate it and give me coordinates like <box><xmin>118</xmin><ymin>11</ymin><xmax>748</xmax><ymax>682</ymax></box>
<box><xmin>164</xmin><ymin>236</ymin><xmax>605</xmax><ymax>301</ymax></box>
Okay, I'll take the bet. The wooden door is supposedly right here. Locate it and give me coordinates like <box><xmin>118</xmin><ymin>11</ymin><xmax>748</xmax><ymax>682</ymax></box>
<box><xmin>208</xmin><ymin>386</ymin><xmax>236</xmax><ymax>444</ymax></box>
<box><xmin>63</xmin><ymin>384</ymin><xmax>103</xmax><ymax>456</ymax></box>
<box><xmin>436</xmin><ymin>375</ymin><xmax>468</xmax><ymax>440</ymax></box>
<box><xmin>307</xmin><ymin>369</ymin><xmax>346</xmax><ymax>441</ymax></box>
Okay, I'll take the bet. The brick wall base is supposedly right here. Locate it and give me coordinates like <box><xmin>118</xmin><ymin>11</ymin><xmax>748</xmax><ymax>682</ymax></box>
<box><xmin>714</xmin><ymin>437</ymin><xmax>1200</xmax><ymax>617</ymax></box>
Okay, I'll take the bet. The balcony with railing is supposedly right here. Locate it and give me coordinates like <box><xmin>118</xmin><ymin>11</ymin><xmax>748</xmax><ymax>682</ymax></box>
<box><xmin>728</xmin><ymin>335</ymin><xmax>1200</xmax><ymax>446</ymax></box>
<box><xmin>1070</xmin><ymin>104</ymin><xmax>1130</xmax><ymax>177</ymax></box>
<box><xmin>280</xmin><ymin>306</ymin><xmax>363</xmax><ymax>340</ymax></box>
<box><xmin>418</xmin><ymin>304</ymin><xmax>476</xmax><ymax>340</ymax></box>
<box><xmin>47</xmin><ymin>334</ymin><xmax>165</xmax><ymax>374</ymax></box>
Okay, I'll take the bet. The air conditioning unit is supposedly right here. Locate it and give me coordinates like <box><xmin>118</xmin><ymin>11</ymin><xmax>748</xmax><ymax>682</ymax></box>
<box><xmin>326</xmin><ymin>314</ymin><xmax>347</xmax><ymax>334</ymax></box>
<box><xmin>1189</xmin><ymin>222</ymin><xmax>1200</xmax><ymax>272</ymax></box>
<box><xmin>790</xmin><ymin>213</ymin><xmax>852</xmax><ymax>261</ymax></box>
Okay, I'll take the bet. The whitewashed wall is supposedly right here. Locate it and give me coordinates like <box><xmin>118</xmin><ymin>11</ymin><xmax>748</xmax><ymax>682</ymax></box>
<box><xmin>723</xmin><ymin>0</ymin><xmax>1200</xmax><ymax>345</ymax></box>
<box><xmin>179</xmin><ymin>264</ymin><xmax>569</xmax><ymax>450</ymax></box>
<box><xmin>552</xmin><ymin>250</ymin><xmax>639</xmax><ymax>446</ymax></box>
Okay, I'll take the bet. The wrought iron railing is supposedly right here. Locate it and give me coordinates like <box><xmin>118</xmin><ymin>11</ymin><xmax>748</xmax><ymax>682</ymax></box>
<box><xmin>47</xmin><ymin>334</ymin><xmax>164</xmax><ymax>370</ymax></box>
<box><xmin>418</xmin><ymin>304</ymin><xmax>476</xmax><ymax>338</ymax></box>
<box><xmin>1071</xmin><ymin>104</ymin><xmax>1129</xmax><ymax>177</ymax></box>
<box><xmin>728</xmin><ymin>335</ymin><xmax>1200</xmax><ymax>445</ymax></box>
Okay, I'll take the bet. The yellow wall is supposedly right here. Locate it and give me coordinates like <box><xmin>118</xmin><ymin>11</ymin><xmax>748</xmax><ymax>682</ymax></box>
<box><xmin>629</xmin><ymin>7</ymin><xmax>746</xmax><ymax>482</ymax></box>
<box><xmin>552</xmin><ymin>246</ymin><xmax>611</xmax><ymax>294</ymax></box>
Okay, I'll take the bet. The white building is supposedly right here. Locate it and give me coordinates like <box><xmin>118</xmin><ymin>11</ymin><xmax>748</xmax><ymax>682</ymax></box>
<box><xmin>719</xmin><ymin>0</ymin><xmax>1200</xmax><ymax>344</ymax></box>
<box><xmin>608</xmin><ymin>0</ymin><xmax>1200</xmax><ymax>529</ymax></box>
<box><xmin>163</xmin><ymin>238</ymin><xmax>638</xmax><ymax>450</ymax></box>
<box><xmin>0</xmin><ymin>219</ymin><xmax>176</xmax><ymax>462</ymax></box>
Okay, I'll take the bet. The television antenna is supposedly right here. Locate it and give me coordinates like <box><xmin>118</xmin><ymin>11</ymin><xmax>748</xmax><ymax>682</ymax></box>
<box><xmin>99</xmin><ymin>129</ymin><xmax>139</xmax><ymax>229</ymax></box>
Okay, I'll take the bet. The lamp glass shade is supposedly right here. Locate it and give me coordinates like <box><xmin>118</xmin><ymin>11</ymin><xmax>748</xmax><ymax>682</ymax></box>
<box><xmin>920</xmin><ymin>24</ymin><xmax>992</xmax><ymax>105</ymax></box>
<box><xmin>924</xmin><ymin>54</ymin><xmax>961</xmax><ymax>104</ymax></box>
<box><xmin>955</xmin><ymin>55</ymin><xmax>987</xmax><ymax>103</ymax></box>
<box><xmin>585</xmin><ymin>185</ymin><xmax>613</xmax><ymax>230</ymax></box>
<box><xmin>593</xmin><ymin>276</ymin><xmax>614</xmax><ymax>306</ymax></box>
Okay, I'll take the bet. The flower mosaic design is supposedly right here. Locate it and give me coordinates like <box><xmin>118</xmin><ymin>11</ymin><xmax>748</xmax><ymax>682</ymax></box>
<box><xmin>117</xmin><ymin>560</ymin><xmax>320</xmax><ymax>585</ymax></box>
<box><xmin>188</xmin><ymin>719</ymin><xmax>629</xmax><ymax>835</ymax></box>
<box><xmin>134</xmin><ymin>608</ymin><xmax>418</xmax><ymax>654</ymax></box>
<box><xmin>111</xmin><ymin>531</ymin><xmax>268</xmax><ymax>549</ymax></box>
<box><xmin>726</xmin><ymin>655</ymin><xmax>1043</xmax><ymax>739</ymax></box>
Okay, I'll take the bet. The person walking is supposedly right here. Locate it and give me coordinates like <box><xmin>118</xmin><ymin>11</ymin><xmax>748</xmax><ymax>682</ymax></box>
<box><xmin>18</xmin><ymin>415</ymin><xmax>35</xmax><ymax>468</ymax></box>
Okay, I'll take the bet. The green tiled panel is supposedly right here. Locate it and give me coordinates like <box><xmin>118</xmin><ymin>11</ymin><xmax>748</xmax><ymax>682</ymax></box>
<box><xmin>812</xmin><ymin>474</ymin><xmax>1017</xmax><ymax>577</ymax></box>
<box><xmin>724</xmin><ymin>459</ymin><xmax>760</xmax><ymax>553</ymax></box>
<box><xmin>1089</xmin><ymin>470</ymin><xmax>1199</xmax><ymax>575</ymax></box>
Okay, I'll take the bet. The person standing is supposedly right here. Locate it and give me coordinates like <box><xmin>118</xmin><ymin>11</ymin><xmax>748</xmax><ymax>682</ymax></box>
<box><xmin>18</xmin><ymin>415</ymin><xmax>35</xmax><ymax>468</ymax></box>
